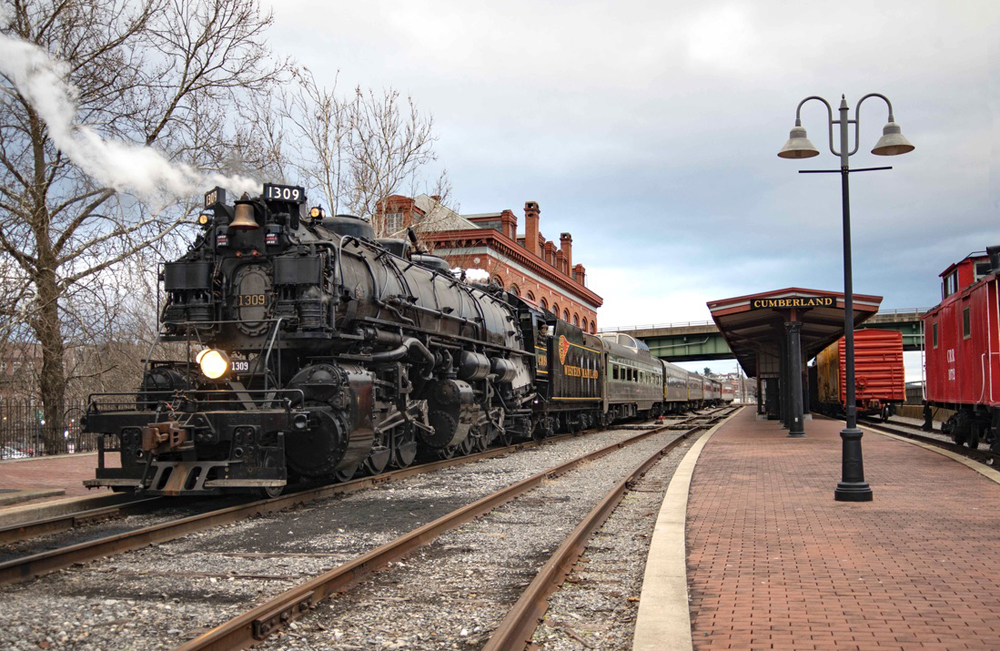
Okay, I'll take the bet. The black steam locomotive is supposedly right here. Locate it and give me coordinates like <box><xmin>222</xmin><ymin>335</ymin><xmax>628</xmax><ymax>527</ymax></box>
<box><xmin>82</xmin><ymin>184</ymin><xmax>715</xmax><ymax>496</ymax></box>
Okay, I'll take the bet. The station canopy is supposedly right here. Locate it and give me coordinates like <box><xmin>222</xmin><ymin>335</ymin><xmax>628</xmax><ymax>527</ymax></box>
<box><xmin>706</xmin><ymin>288</ymin><xmax>882</xmax><ymax>377</ymax></box>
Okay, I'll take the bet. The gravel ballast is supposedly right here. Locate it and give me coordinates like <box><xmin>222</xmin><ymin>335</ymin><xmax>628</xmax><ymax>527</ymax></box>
<box><xmin>0</xmin><ymin>423</ymin><xmax>694</xmax><ymax>651</ymax></box>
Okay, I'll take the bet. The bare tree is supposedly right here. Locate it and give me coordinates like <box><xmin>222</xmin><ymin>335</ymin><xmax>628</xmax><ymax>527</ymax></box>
<box><xmin>0</xmin><ymin>0</ymin><xmax>288</xmax><ymax>452</ymax></box>
<box><xmin>348</xmin><ymin>86</ymin><xmax>438</xmax><ymax>231</ymax></box>
<box><xmin>248</xmin><ymin>74</ymin><xmax>444</xmax><ymax>231</ymax></box>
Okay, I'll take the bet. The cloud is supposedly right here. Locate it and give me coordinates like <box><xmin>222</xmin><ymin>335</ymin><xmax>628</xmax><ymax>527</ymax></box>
<box><xmin>0</xmin><ymin>15</ymin><xmax>258</xmax><ymax>202</ymax></box>
<box><xmin>271</xmin><ymin>0</ymin><xmax>999</xmax><ymax>327</ymax></box>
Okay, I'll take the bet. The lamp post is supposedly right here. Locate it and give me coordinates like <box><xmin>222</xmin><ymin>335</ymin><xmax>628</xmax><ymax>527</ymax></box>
<box><xmin>778</xmin><ymin>94</ymin><xmax>914</xmax><ymax>502</ymax></box>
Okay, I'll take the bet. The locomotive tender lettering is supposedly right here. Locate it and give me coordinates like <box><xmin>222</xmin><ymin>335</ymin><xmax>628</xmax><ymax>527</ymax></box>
<box><xmin>563</xmin><ymin>365</ymin><xmax>599</xmax><ymax>379</ymax></box>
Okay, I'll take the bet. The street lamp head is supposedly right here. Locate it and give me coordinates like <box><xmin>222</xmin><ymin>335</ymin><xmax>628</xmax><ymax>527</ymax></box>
<box><xmin>777</xmin><ymin>125</ymin><xmax>820</xmax><ymax>159</ymax></box>
<box><xmin>871</xmin><ymin>121</ymin><xmax>915</xmax><ymax>156</ymax></box>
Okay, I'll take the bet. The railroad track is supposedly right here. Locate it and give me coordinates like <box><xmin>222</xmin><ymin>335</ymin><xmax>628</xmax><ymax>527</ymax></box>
<box><xmin>0</xmin><ymin>496</ymin><xmax>165</xmax><ymax>545</ymax></box>
<box><xmin>858</xmin><ymin>415</ymin><xmax>1000</xmax><ymax>466</ymax></box>
<box><xmin>174</xmin><ymin>406</ymin><xmax>737</xmax><ymax>651</ymax></box>
<box><xmin>0</xmin><ymin>419</ymin><xmax>662</xmax><ymax>585</ymax></box>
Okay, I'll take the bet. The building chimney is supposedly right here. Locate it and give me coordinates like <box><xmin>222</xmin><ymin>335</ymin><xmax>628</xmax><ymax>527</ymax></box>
<box><xmin>500</xmin><ymin>209</ymin><xmax>517</xmax><ymax>240</ymax></box>
<box><xmin>524</xmin><ymin>201</ymin><xmax>540</xmax><ymax>257</ymax></box>
<box><xmin>573</xmin><ymin>263</ymin><xmax>586</xmax><ymax>286</ymax></box>
<box><xmin>560</xmin><ymin>232</ymin><xmax>573</xmax><ymax>272</ymax></box>
<box><xmin>544</xmin><ymin>240</ymin><xmax>557</xmax><ymax>266</ymax></box>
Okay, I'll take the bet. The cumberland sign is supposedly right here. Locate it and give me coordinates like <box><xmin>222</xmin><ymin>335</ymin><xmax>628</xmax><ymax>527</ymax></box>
<box><xmin>750</xmin><ymin>296</ymin><xmax>836</xmax><ymax>310</ymax></box>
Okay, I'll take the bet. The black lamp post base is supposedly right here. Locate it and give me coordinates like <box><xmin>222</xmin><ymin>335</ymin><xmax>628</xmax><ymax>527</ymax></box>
<box><xmin>788</xmin><ymin>432</ymin><xmax>806</xmax><ymax>438</ymax></box>
<box><xmin>834</xmin><ymin>481</ymin><xmax>873</xmax><ymax>501</ymax></box>
<box><xmin>836</xmin><ymin>425</ymin><xmax>872</xmax><ymax>501</ymax></box>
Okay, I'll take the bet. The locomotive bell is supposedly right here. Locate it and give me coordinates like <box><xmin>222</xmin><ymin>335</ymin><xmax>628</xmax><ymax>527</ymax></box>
<box><xmin>230</xmin><ymin>195</ymin><xmax>260</xmax><ymax>230</ymax></box>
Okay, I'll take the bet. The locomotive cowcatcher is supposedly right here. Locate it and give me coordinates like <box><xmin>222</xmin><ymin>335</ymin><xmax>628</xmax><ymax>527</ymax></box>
<box><xmin>82</xmin><ymin>184</ymin><xmax>538</xmax><ymax>496</ymax></box>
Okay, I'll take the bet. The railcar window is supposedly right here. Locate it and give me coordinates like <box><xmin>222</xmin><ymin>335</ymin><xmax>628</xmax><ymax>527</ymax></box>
<box><xmin>963</xmin><ymin>307</ymin><xmax>971</xmax><ymax>339</ymax></box>
<box><xmin>932</xmin><ymin>322</ymin><xmax>938</xmax><ymax>348</ymax></box>
<box><xmin>612</xmin><ymin>365</ymin><xmax>618</xmax><ymax>380</ymax></box>
<box><xmin>943</xmin><ymin>272</ymin><xmax>958</xmax><ymax>298</ymax></box>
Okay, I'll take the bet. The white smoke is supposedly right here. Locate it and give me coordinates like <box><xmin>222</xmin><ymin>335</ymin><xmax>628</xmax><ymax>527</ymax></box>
<box><xmin>461</xmin><ymin>268</ymin><xmax>491</xmax><ymax>284</ymax></box>
<box><xmin>0</xmin><ymin>8</ymin><xmax>259</xmax><ymax>202</ymax></box>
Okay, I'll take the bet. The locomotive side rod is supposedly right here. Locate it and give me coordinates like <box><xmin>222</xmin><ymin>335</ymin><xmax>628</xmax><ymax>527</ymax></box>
<box><xmin>172</xmin><ymin>422</ymin><xmax>690</xmax><ymax>651</ymax></box>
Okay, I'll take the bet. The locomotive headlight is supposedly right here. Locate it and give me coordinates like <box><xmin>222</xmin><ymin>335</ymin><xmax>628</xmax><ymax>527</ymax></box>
<box><xmin>196</xmin><ymin>348</ymin><xmax>230</xmax><ymax>379</ymax></box>
<box><xmin>197</xmin><ymin>213</ymin><xmax>211</xmax><ymax>227</ymax></box>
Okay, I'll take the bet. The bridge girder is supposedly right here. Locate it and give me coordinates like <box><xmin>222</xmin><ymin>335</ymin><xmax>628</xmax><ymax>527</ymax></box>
<box><xmin>632</xmin><ymin>315</ymin><xmax>924</xmax><ymax>363</ymax></box>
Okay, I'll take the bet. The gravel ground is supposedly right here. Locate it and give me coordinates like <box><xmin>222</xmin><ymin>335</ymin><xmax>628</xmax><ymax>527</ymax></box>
<box><xmin>0</xmin><ymin>496</ymin><xmax>250</xmax><ymax>564</ymax></box>
<box><xmin>0</xmin><ymin>421</ymin><xmax>689</xmax><ymax>651</ymax></box>
<box><xmin>251</xmin><ymin>429</ymin><xmax>692</xmax><ymax>651</ymax></box>
<box><xmin>531</xmin><ymin>435</ymin><xmax>696</xmax><ymax>650</ymax></box>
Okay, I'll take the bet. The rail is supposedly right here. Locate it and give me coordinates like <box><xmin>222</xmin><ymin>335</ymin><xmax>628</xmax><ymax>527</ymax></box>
<box><xmin>0</xmin><ymin>431</ymin><xmax>580</xmax><ymax>586</ymax></box>
<box><xmin>174</xmin><ymin>423</ymin><xmax>688</xmax><ymax>650</ymax></box>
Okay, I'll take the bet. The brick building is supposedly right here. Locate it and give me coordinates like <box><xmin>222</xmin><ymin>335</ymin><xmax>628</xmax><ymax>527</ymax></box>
<box><xmin>378</xmin><ymin>194</ymin><xmax>603</xmax><ymax>332</ymax></box>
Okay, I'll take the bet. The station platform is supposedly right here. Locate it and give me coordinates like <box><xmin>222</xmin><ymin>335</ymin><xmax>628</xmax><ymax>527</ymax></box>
<box><xmin>0</xmin><ymin>452</ymin><xmax>111</xmax><ymax>508</ymax></box>
<box><xmin>636</xmin><ymin>406</ymin><xmax>1000</xmax><ymax>651</ymax></box>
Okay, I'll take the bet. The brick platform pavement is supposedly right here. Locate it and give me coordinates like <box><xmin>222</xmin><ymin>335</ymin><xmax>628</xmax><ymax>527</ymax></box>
<box><xmin>0</xmin><ymin>452</ymin><xmax>112</xmax><ymax>503</ymax></box>
<box><xmin>687</xmin><ymin>408</ymin><xmax>1000</xmax><ymax>651</ymax></box>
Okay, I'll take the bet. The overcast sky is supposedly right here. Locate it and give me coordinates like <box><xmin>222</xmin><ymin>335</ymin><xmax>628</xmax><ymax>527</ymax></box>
<box><xmin>269</xmin><ymin>1</ymin><xmax>997</xmax><ymax>338</ymax></box>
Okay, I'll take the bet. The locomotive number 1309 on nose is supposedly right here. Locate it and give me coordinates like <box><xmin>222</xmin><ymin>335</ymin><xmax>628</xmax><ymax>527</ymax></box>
<box><xmin>235</xmin><ymin>293</ymin><xmax>267</xmax><ymax>307</ymax></box>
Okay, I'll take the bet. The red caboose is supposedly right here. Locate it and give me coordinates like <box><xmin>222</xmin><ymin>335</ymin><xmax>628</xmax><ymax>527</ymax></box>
<box><xmin>922</xmin><ymin>248</ymin><xmax>1000</xmax><ymax>449</ymax></box>
<box><xmin>814</xmin><ymin>329</ymin><xmax>906</xmax><ymax>420</ymax></box>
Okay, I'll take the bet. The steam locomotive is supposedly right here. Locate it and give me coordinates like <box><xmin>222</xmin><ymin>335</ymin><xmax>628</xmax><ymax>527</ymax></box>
<box><xmin>82</xmin><ymin>185</ymin><xmax>720</xmax><ymax>496</ymax></box>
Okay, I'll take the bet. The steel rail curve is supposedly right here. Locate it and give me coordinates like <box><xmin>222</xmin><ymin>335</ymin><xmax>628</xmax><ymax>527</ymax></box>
<box><xmin>0</xmin><ymin>432</ymin><xmax>590</xmax><ymax>586</ymax></box>
<box><xmin>855</xmin><ymin>415</ymin><xmax>1000</xmax><ymax>465</ymax></box>
<box><xmin>483</xmin><ymin>406</ymin><xmax>737</xmax><ymax>650</ymax></box>
<box><xmin>0</xmin><ymin>497</ymin><xmax>164</xmax><ymax>545</ymax></box>
<box><xmin>172</xmin><ymin>420</ymin><xmax>703</xmax><ymax>651</ymax></box>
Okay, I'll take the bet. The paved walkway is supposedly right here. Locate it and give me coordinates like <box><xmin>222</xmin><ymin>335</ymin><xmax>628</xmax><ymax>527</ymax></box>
<box><xmin>685</xmin><ymin>408</ymin><xmax>1000</xmax><ymax>651</ymax></box>
<box><xmin>0</xmin><ymin>452</ymin><xmax>110</xmax><ymax>504</ymax></box>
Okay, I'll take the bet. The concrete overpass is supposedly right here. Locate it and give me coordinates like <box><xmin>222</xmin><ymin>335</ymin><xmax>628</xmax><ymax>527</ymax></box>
<box><xmin>599</xmin><ymin>308</ymin><xmax>927</xmax><ymax>362</ymax></box>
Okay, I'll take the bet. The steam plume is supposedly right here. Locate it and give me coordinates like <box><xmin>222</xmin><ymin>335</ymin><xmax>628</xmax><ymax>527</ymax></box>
<box><xmin>0</xmin><ymin>8</ymin><xmax>259</xmax><ymax>202</ymax></box>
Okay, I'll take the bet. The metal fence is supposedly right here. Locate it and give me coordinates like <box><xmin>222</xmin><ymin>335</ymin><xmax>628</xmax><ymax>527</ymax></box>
<box><xmin>0</xmin><ymin>399</ymin><xmax>98</xmax><ymax>459</ymax></box>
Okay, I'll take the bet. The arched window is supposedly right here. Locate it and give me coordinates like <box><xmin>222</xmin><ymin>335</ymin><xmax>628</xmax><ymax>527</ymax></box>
<box><xmin>551</xmin><ymin>303</ymin><xmax>560</xmax><ymax>318</ymax></box>
<box><xmin>591</xmin><ymin>322</ymin><xmax>597</xmax><ymax>334</ymax></box>
<box><xmin>492</xmin><ymin>275</ymin><xmax>504</xmax><ymax>289</ymax></box>
<box><xmin>582</xmin><ymin>317</ymin><xmax>589</xmax><ymax>331</ymax></box>
<box><xmin>526</xmin><ymin>291</ymin><xmax>535</xmax><ymax>303</ymax></box>
<box><xmin>540</xmin><ymin>298</ymin><xmax>548</xmax><ymax>310</ymax></box>
<box><xmin>563</xmin><ymin>309</ymin><xmax>570</xmax><ymax>321</ymax></box>
<box><xmin>573</xmin><ymin>314</ymin><xmax>580</xmax><ymax>327</ymax></box>
<box><xmin>509</xmin><ymin>284</ymin><xmax>520</xmax><ymax>297</ymax></box>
